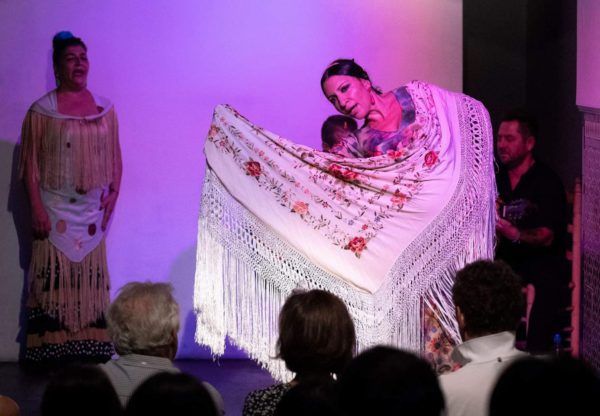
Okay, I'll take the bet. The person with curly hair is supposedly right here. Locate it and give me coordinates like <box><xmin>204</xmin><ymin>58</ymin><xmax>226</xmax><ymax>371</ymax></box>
<box><xmin>439</xmin><ymin>260</ymin><xmax>528</xmax><ymax>416</ymax></box>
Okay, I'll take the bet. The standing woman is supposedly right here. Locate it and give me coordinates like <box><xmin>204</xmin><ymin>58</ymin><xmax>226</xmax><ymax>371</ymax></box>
<box><xmin>19</xmin><ymin>31</ymin><xmax>121</xmax><ymax>365</ymax></box>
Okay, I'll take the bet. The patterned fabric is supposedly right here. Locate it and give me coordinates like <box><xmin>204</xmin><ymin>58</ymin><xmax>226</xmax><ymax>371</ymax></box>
<box><xmin>25</xmin><ymin>306</ymin><xmax>113</xmax><ymax>364</ymax></box>
<box><xmin>194</xmin><ymin>81</ymin><xmax>496</xmax><ymax>380</ymax></box>
<box><xmin>423</xmin><ymin>305</ymin><xmax>460</xmax><ymax>374</ymax></box>
<box><xmin>243</xmin><ymin>383</ymin><xmax>291</xmax><ymax>416</ymax></box>
<box><xmin>356</xmin><ymin>86</ymin><xmax>418</xmax><ymax>157</ymax></box>
<box><xmin>24</xmin><ymin>240</ymin><xmax>114</xmax><ymax>365</ymax></box>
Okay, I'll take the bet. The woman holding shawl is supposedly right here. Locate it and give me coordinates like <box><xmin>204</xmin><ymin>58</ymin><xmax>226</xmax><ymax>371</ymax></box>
<box><xmin>321</xmin><ymin>59</ymin><xmax>460</xmax><ymax>373</ymax></box>
<box><xmin>194</xmin><ymin>57</ymin><xmax>495</xmax><ymax>380</ymax></box>
<box><xmin>19</xmin><ymin>31</ymin><xmax>121</xmax><ymax>366</ymax></box>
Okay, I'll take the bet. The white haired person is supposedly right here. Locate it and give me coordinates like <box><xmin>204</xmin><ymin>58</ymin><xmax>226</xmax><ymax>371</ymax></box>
<box><xmin>99</xmin><ymin>282</ymin><xmax>224</xmax><ymax>413</ymax></box>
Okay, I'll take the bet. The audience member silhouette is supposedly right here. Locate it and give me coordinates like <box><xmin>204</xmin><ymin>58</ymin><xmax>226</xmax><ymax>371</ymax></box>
<box><xmin>40</xmin><ymin>364</ymin><xmax>122</xmax><ymax>416</ymax></box>
<box><xmin>0</xmin><ymin>395</ymin><xmax>20</xmax><ymax>416</ymax></box>
<box><xmin>242</xmin><ymin>289</ymin><xmax>355</xmax><ymax>416</ymax></box>
<box><xmin>274</xmin><ymin>379</ymin><xmax>341</xmax><ymax>416</ymax></box>
<box><xmin>338</xmin><ymin>346</ymin><xmax>445</xmax><ymax>416</ymax></box>
<box><xmin>125</xmin><ymin>372</ymin><xmax>218</xmax><ymax>416</ymax></box>
<box><xmin>490</xmin><ymin>355</ymin><xmax>600</xmax><ymax>415</ymax></box>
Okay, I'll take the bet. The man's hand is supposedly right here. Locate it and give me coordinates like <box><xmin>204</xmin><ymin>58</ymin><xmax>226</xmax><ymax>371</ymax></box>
<box><xmin>497</xmin><ymin>218</ymin><xmax>554</xmax><ymax>246</ymax></box>
<box><xmin>496</xmin><ymin>218</ymin><xmax>521</xmax><ymax>242</ymax></box>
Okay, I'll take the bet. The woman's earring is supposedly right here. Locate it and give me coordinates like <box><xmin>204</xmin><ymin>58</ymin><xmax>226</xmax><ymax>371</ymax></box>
<box><xmin>370</xmin><ymin>93</ymin><xmax>375</xmax><ymax>105</ymax></box>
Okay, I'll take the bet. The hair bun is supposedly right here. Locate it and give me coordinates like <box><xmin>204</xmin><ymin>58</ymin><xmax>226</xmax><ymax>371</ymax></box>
<box><xmin>53</xmin><ymin>31</ymin><xmax>75</xmax><ymax>48</ymax></box>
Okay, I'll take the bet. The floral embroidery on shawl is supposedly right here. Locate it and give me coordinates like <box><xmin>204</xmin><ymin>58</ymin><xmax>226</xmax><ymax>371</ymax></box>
<box><xmin>195</xmin><ymin>81</ymin><xmax>496</xmax><ymax>381</ymax></box>
<box><xmin>206</xmin><ymin>82</ymin><xmax>443</xmax><ymax>256</ymax></box>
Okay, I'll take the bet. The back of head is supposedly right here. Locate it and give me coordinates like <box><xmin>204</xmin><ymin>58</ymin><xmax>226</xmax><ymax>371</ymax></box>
<box><xmin>0</xmin><ymin>395</ymin><xmax>20</xmax><ymax>416</ymax></box>
<box><xmin>125</xmin><ymin>372</ymin><xmax>218</xmax><ymax>416</ymax></box>
<box><xmin>500</xmin><ymin>108</ymin><xmax>538</xmax><ymax>140</ymax></box>
<box><xmin>274</xmin><ymin>379</ymin><xmax>342</xmax><ymax>416</ymax></box>
<box><xmin>321</xmin><ymin>115</ymin><xmax>358</xmax><ymax>151</ymax></box>
<box><xmin>490</xmin><ymin>356</ymin><xmax>600</xmax><ymax>415</ymax></box>
<box><xmin>453</xmin><ymin>260</ymin><xmax>523</xmax><ymax>338</ymax></box>
<box><xmin>339</xmin><ymin>346</ymin><xmax>444</xmax><ymax>416</ymax></box>
<box><xmin>52</xmin><ymin>31</ymin><xmax>87</xmax><ymax>68</ymax></box>
<box><xmin>41</xmin><ymin>364</ymin><xmax>122</xmax><ymax>416</ymax></box>
<box><xmin>107</xmin><ymin>282</ymin><xmax>179</xmax><ymax>357</ymax></box>
<box><xmin>277</xmin><ymin>289</ymin><xmax>356</xmax><ymax>378</ymax></box>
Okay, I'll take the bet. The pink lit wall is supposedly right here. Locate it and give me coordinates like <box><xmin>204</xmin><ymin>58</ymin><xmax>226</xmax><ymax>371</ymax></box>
<box><xmin>0</xmin><ymin>0</ymin><xmax>462</xmax><ymax>359</ymax></box>
<box><xmin>577</xmin><ymin>0</ymin><xmax>600</xmax><ymax>108</ymax></box>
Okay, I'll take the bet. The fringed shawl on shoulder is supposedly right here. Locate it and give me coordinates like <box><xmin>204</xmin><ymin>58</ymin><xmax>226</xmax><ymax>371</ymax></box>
<box><xmin>194</xmin><ymin>81</ymin><xmax>496</xmax><ymax>380</ymax></box>
<box><xmin>19</xmin><ymin>90</ymin><xmax>121</xmax><ymax>191</ymax></box>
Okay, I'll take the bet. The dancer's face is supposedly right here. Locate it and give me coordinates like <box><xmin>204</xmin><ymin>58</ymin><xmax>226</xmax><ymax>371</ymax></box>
<box><xmin>322</xmin><ymin>75</ymin><xmax>373</xmax><ymax>120</ymax></box>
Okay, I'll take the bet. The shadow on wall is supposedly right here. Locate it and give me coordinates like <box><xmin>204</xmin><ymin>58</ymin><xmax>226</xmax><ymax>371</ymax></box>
<box><xmin>168</xmin><ymin>244</ymin><xmax>249</xmax><ymax>359</ymax></box>
<box><xmin>2</xmin><ymin>139</ymin><xmax>32</xmax><ymax>360</ymax></box>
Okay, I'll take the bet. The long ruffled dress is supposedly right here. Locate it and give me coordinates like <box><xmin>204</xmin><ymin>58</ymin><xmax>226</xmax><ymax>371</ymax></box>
<box><xmin>19</xmin><ymin>90</ymin><xmax>121</xmax><ymax>364</ymax></box>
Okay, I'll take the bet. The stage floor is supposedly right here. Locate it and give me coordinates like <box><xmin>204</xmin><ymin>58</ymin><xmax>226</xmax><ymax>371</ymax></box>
<box><xmin>0</xmin><ymin>359</ymin><xmax>275</xmax><ymax>416</ymax></box>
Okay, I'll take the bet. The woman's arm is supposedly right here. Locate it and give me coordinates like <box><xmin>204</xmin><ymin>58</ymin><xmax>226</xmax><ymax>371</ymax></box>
<box><xmin>100</xmin><ymin>108</ymin><xmax>123</xmax><ymax>231</ymax></box>
<box><xmin>20</xmin><ymin>111</ymin><xmax>51</xmax><ymax>239</ymax></box>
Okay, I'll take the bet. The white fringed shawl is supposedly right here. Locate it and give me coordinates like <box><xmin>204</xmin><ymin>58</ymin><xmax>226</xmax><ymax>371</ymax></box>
<box><xmin>194</xmin><ymin>81</ymin><xmax>496</xmax><ymax>380</ymax></box>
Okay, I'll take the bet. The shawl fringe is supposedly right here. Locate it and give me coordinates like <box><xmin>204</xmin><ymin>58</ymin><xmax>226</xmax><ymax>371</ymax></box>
<box><xmin>19</xmin><ymin>109</ymin><xmax>121</xmax><ymax>191</ymax></box>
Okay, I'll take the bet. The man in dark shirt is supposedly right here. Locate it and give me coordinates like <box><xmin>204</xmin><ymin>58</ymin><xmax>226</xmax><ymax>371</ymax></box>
<box><xmin>495</xmin><ymin>109</ymin><xmax>569</xmax><ymax>353</ymax></box>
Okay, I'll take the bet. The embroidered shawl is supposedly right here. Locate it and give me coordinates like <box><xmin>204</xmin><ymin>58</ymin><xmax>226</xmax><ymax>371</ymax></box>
<box><xmin>194</xmin><ymin>81</ymin><xmax>496</xmax><ymax>380</ymax></box>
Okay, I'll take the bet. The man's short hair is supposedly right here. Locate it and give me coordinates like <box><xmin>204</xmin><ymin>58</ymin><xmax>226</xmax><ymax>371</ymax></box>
<box><xmin>452</xmin><ymin>260</ymin><xmax>523</xmax><ymax>337</ymax></box>
<box><xmin>107</xmin><ymin>282</ymin><xmax>179</xmax><ymax>356</ymax></box>
<box><xmin>501</xmin><ymin>109</ymin><xmax>538</xmax><ymax>139</ymax></box>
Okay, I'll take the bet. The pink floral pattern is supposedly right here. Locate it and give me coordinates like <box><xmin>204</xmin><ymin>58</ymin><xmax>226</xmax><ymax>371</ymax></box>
<box><xmin>327</xmin><ymin>164</ymin><xmax>359</xmax><ymax>182</ymax></box>
<box><xmin>423</xmin><ymin>305</ymin><xmax>460</xmax><ymax>375</ymax></box>
<box><xmin>291</xmin><ymin>201</ymin><xmax>309</xmax><ymax>216</ymax></box>
<box><xmin>423</xmin><ymin>150</ymin><xmax>439</xmax><ymax>168</ymax></box>
<box><xmin>345</xmin><ymin>236</ymin><xmax>367</xmax><ymax>258</ymax></box>
<box><xmin>391</xmin><ymin>190</ymin><xmax>408</xmax><ymax>208</ymax></box>
<box><xmin>206</xmin><ymin>82</ymin><xmax>442</xmax><ymax>258</ymax></box>
<box><xmin>386</xmin><ymin>149</ymin><xmax>405</xmax><ymax>160</ymax></box>
<box><xmin>244</xmin><ymin>160</ymin><xmax>262</xmax><ymax>177</ymax></box>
